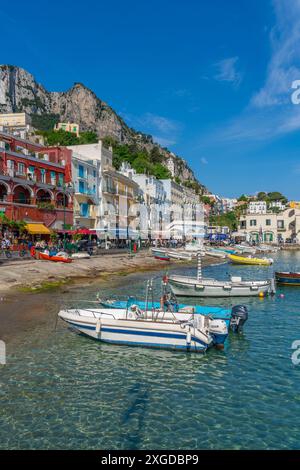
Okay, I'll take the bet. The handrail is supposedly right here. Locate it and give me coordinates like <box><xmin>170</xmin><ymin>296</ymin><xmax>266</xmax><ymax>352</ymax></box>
<box><xmin>69</xmin><ymin>308</ymin><xmax>117</xmax><ymax>320</ymax></box>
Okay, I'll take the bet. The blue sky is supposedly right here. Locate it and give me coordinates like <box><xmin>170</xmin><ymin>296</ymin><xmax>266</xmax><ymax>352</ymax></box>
<box><xmin>1</xmin><ymin>0</ymin><xmax>300</xmax><ymax>198</ymax></box>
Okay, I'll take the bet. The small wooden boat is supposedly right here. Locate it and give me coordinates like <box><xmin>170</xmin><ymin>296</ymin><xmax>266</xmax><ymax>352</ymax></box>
<box><xmin>151</xmin><ymin>248</ymin><xmax>170</xmax><ymax>261</ymax></box>
<box><xmin>228</xmin><ymin>254</ymin><xmax>273</xmax><ymax>266</ymax></box>
<box><xmin>275</xmin><ymin>272</ymin><xmax>300</xmax><ymax>286</ymax></box>
<box><xmin>39</xmin><ymin>251</ymin><xmax>72</xmax><ymax>263</ymax></box>
<box><xmin>204</xmin><ymin>248</ymin><xmax>228</xmax><ymax>259</ymax></box>
<box><xmin>71</xmin><ymin>252</ymin><xmax>90</xmax><ymax>259</ymax></box>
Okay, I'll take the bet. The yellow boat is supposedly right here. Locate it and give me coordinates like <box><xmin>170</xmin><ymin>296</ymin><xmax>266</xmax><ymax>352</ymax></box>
<box><xmin>228</xmin><ymin>254</ymin><xmax>273</xmax><ymax>266</ymax></box>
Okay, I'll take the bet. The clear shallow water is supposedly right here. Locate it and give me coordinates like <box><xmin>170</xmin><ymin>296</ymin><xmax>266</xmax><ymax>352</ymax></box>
<box><xmin>1</xmin><ymin>251</ymin><xmax>300</xmax><ymax>449</ymax></box>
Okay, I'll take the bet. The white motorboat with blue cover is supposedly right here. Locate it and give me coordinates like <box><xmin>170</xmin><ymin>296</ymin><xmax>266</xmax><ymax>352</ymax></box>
<box><xmin>58</xmin><ymin>305</ymin><xmax>228</xmax><ymax>352</ymax></box>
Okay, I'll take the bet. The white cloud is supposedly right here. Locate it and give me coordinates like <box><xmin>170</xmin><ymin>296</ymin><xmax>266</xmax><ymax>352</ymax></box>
<box><xmin>251</xmin><ymin>0</ymin><xmax>300</xmax><ymax>108</ymax></box>
<box><xmin>200</xmin><ymin>0</ymin><xmax>300</xmax><ymax>147</ymax></box>
<box><xmin>200</xmin><ymin>157</ymin><xmax>208</xmax><ymax>164</ymax></box>
<box><xmin>152</xmin><ymin>136</ymin><xmax>176</xmax><ymax>147</ymax></box>
<box><xmin>214</xmin><ymin>56</ymin><xmax>242</xmax><ymax>87</ymax></box>
<box><xmin>119</xmin><ymin>111</ymin><xmax>182</xmax><ymax>148</ymax></box>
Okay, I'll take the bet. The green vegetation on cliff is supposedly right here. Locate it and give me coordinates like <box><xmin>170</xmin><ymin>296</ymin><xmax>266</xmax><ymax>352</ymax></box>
<box><xmin>36</xmin><ymin>129</ymin><xmax>98</xmax><ymax>146</ymax></box>
<box><xmin>209</xmin><ymin>211</ymin><xmax>238</xmax><ymax>231</ymax></box>
<box><xmin>102</xmin><ymin>137</ymin><xmax>171</xmax><ymax>180</ymax></box>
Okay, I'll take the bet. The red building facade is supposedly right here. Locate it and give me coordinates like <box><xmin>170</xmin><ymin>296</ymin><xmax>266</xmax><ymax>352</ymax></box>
<box><xmin>0</xmin><ymin>132</ymin><xmax>73</xmax><ymax>229</ymax></box>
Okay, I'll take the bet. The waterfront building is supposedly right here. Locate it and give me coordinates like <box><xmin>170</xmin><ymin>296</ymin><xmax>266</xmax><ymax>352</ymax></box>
<box><xmin>102</xmin><ymin>168</ymin><xmax>139</xmax><ymax>240</ymax></box>
<box><xmin>0</xmin><ymin>131</ymin><xmax>73</xmax><ymax>230</ymax></box>
<box><xmin>71</xmin><ymin>153</ymin><xmax>99</xmax><ymax>229</ymax></box>
<box><xmin>238</xmin><ymin>207</ymin><xmax>300</xmax><ymax>242</ymax></box>
<box><xmin>67</xmin><ymin>142</ymin><xmax>139</xmax><ymax>240</ymax></box>
<box><xmin>160</xmin><ymin>179</ymin><xmax>201</xmax><ymax>239</ymax></box>
<box><xmin>120</xmin><ymin>163</ymin><xmax>166</xmax><ymax>239</ymax></box>
<box><xmin>54</xmin><ymin>122</ymin><xmax>80</xmax><ymax>137</ymax></box>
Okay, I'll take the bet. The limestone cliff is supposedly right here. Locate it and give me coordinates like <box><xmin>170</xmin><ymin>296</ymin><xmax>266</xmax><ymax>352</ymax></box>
<box><xmin>0</xmin><ymin>64</ymin><xmax>207</xmax><ymax>191</ymax></box>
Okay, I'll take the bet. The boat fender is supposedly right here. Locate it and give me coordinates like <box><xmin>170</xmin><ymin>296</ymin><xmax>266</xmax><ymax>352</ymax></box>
<box><xmin>96</xmin><ymin>319</ymin><xmax>101</xmax><ymax>337</ymax></box>
<box><xmin>186</xmin><ymin>328</ymin><xmax>191</xmax><ymax>345</ymax></box>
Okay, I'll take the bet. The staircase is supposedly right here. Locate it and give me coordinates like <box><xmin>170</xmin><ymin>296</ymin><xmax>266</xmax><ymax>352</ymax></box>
<box><xmin>43</xmin><ymin>211</ymin><xmax>57</xmax><ymax>228</ymax></box>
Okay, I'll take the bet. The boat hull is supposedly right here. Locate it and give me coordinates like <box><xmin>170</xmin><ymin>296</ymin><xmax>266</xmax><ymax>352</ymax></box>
<box><xmin>168</xmin><ymin>276</ymin><xmax>273</xmax><ymax>297</ymax></box>
<box><xmin>275</xmin><ymin>272</ymin><xmax>300</xmax><ymax>286</ymax></box>
<box><xmin>228</xmin><ymin>254</ymin><xmax>273</xmax><ymax>266</ymax></box>
<box><xmin>39</xmin><ymin>252</ymin><xmax>72</xmax><ymax>263</ymax></box>
<box><xmin>152</xmin><ymin>249</ymin><xmax>170</xmax><ymax>261</ymax></box>
<box><xmin>59</xmin><ymin>310</ymin><xmax>212</xmax><ymax>353</ymax></box>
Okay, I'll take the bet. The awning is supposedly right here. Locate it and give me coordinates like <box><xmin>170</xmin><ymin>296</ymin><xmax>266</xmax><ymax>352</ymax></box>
<box><xmin>25</xmin><ymin>223</ymin><xmax>51</xmax><ymax>235</ymax></box>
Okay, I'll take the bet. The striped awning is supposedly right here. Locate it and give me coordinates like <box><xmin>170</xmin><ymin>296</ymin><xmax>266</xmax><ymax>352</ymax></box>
<box><xmin>25</xmin><ymin>223</ymin><xmax>51</xmax><ymax>235</ymax></box>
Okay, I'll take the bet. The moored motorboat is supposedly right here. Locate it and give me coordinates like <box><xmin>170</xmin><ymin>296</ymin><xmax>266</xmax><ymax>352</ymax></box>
<box><xmin>275</xmin><ymin>271</ymin><xmax>300</xmax><ymax>286</ymax></box>
<box><xmin>168</xmin><ymin>274</ymin><xmax>275</xmax><ymax>297</ymax></box>
<box><xmin>58</xmin><ymin>306</ymin><xmax>228</xmax><ymax>352</ymax></box>
<box><xmin>228</xmin><ymin>254</ymin><xmax>273</xmax><ymax>266</ymax></box>
<box><xmin>98</xmin><ymin>297</ymin><xmax>248</xmax><ymax>335</ymax></box>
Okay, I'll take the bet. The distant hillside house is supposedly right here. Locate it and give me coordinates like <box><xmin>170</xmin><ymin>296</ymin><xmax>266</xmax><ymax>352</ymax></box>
<box><xmin>0</xmin><ymin>112</ymin><xmax>32</xmax><ymax>138</ymax></box>
<box><xmin>54</xmin><ymin>122</ymin><xmax>80</xmax><ymax>137</ymax></box>
<box><xmin>166</xmin><ymin>156</ymin><xmax>175</xmax><ymax>177</ymax></box>
<box><xmin>248</xmin><ymin>201</ymin><xmax>267</xmax><ymax>214</ymax></box>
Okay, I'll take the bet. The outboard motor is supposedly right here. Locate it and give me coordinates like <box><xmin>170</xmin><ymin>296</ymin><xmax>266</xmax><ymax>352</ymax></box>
<box><xmin>230</xmin><ymin>305</ymin><xmax>248</xmax><ymax>333</ymax></box>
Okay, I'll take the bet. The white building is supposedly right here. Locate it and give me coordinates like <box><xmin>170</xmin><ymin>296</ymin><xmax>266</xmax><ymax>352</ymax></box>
<box><xmin>160</xmin><ymin>179</ymin><xmax>203</xmax><ymax>240</ymax></box>
<box><xmin>165</xmin><ymin>155</ymin><xmax>176</xmax><ymax>177</ymax></box>
<box><xmin>68</xmin><ymin>142</ymin><xmax>139</xmax><ymax>240</ymax></box>
<box><xmin>120</xmin><ymin>163</ymin><xmax>166</xmax><ymax>239</ymax></box>
<box><xmin>248</xmin><ymin>201</ymin><xmax>267</xmax><ymax>214</ymax></box>
<box><xmin>239</xmin><ymin>208</ymin><xmax>300</xmax><ymax>243</ymax></box>
<box><xmin>269</xmin><ymin>201</ymin><xmax>286</xmax><ymax>211</ymax></box>
<box><xmin>221</xmin><ymin>198</ymin><xmax>237</xmax><ymax>213</ymax></box>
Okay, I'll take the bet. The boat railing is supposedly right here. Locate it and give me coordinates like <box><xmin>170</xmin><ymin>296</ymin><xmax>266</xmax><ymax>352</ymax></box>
<box><xmin>72</xmin><ymin>308</ymin><xmax>118</xmax><ymax>320</ymax></box>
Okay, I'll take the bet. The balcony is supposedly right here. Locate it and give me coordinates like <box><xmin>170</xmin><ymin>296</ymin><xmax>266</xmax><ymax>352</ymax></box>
<box><xmin>103</xmin><ymin>186</ymin><xmax>117</xmax><ymax>194</ymax></box>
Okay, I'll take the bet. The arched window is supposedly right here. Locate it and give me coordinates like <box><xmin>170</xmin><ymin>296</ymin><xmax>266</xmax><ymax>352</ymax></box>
<box><xmin>13</xmin><ymin>186</ymin><xmax>31</xmax><ymax>205</ymax></box>
<box><xmin>0</xmin><ymin>183</ymin><xmax>8</xmax><ymax>202</ymax></box>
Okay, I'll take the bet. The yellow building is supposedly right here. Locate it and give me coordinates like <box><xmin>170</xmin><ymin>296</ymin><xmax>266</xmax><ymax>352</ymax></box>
<box><xmin>289</xmin><ymin>201</ymin><xmax>300</xmax><ymax>209</ymax></box>
<box><xmin>54</xmin><ymin>122</ymin><xmax>80</xmax><ymax>137</ymax></box>
<box><xmin>0</xmin><ymin>112</ymin><xmax>31</xmax><ymax>128</ymax></box>
<box><xmin>102</xmin><ymin>169</ymin><xmax>139</xmax><ymax>239</ymax></box>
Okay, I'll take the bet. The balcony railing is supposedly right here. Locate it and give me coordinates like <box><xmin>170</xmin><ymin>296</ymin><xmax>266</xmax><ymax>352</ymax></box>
<box><xmin>103</xmin><ymin>186</ymin><xmax>117</xmax><ymax>194</ymax></box>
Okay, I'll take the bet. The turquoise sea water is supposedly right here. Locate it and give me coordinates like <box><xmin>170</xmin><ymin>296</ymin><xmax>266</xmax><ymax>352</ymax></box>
<box><xmin>1</xmin><ymin>250</ymin><xmax>300</xmax><ymax>449</ymax></box>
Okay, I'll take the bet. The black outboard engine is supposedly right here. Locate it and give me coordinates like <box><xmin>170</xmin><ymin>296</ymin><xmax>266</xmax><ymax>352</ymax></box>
<box><xmin>230</xmin><ymin>305</ymin><xmax>248</xmax><ymax>333</ymax></box>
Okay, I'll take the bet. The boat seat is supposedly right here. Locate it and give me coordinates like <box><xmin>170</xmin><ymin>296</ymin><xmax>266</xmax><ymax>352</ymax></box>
<box><xmin>231</xmin><ymin>276</ymin><xmax>242</xmax><ymax>282</ymax></box>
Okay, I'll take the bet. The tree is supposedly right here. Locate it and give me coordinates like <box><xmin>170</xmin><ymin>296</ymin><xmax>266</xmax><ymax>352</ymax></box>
<box><xmin>200</xmin><ymin>195</ymin><xmax>214</xmax><ymax>206</ymax></box>
<box><xmin>152</xmin><ymin>163</ymin><xmax>171</xmax><ymax>179</ymax></box>
<box><xmin>237</xmin><ymin>194</ymin><xmax>248</xmax><ymax>202</ymax></box>
<box><xmin>35</xmin><ymin>129</ymin><xmax>98</xmax><ymax>146</ymax></box>
<box><xmin>257</xmin><ymin>192</ymin><xmax>267</xmax><ymax>200</ymax></box>
<box><xmin>150</xmin><ymin>146</ymin><xmax>163</xmax><ymax>164</ymax></box>
<box><xmin>267</xmin><ymin>191</ymin><xmax>287</xmax><ymax>203</ymax></box>
<box><xmin>209</xmin><ymin>211</ymin><xmax>238</xmax><ymax>231</ymax></box>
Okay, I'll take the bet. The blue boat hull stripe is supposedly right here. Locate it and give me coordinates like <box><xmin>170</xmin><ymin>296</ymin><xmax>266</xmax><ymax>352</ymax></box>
<box><xmin>65</xmin><ymin>320</ymin><xmax>209</xmax><ymax>347</ymax></box>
